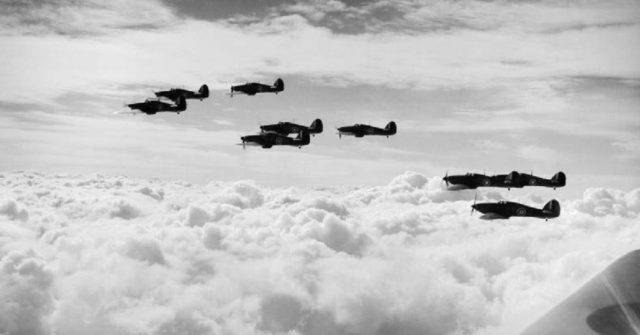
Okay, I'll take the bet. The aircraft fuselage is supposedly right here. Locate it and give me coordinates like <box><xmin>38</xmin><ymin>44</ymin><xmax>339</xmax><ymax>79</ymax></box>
<box><xmin>472</xmin><ymin>200</ymin><xmax>560</xmax><ymax>220</ymax></box>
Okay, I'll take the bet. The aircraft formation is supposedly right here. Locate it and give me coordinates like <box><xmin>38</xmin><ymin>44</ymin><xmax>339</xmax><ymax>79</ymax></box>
<box><xmin>444</xmin><ymin>170</ymin><xmax>566</xmax><ymax>221</ymax></box>
<box><xmin>127</xmin><ymin>84</ymin><xmax>209</xmax><ymax>114</ymax></box>
<box><xmin>443</xmin><ymin>171</ymin><xmax>566</xmax><ymax>190</ymax></box>
<box><xmin>125</xmin><ymin>78</ymin><xmax>563</xmax><ymax>221</ymax></box>
<box><xmin>126</xmin><ymin>78</ymin><xmax>397</xmax><ymax>148</ymax></box>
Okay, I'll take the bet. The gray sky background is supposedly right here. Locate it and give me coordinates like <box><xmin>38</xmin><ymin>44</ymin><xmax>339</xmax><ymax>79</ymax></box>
<box><xmin>1</xmin><ymin>0</ymin><xmax>639</xmax><ymax>196</ymax></box>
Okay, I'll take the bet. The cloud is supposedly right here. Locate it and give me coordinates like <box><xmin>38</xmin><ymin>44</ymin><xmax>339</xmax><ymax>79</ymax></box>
<box><xmin>1</xmin><ymin>0</ymin><xmax>638</xmax><ymax>104</ymax></box>
<box><xmin>574</xmin><ymin>187</ymin><xmax>640</xmax><ymax>217</ymax></box>
<box><xmin>0</xmin><ymin>0</ymin><xmax>177</xmax><ymax>36</ymax></box>
<box><xmin>0</xmin><ymin>250</ymin><xmax>54</xmax><ymax>335</ymax></box>
<box><xmin>0</xmin><ymin>198</ymin><xmax>29</xmax><ymax>221</ymax></box>
<box><xmin>1</xmin><ymin>171</ymin><xmax>639</xmax><ymax>334</ymax></box>
<box><xmin>272</xmin><ymin>0</ymin><xmax>640</xmax><ymax>35</ymax></box>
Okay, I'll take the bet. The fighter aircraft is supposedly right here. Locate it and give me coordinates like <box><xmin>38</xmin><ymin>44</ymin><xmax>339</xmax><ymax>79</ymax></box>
<box><xmin>442</xmin><ymin>172</ymin><xmax>493</xmax><ymax>190</ymax></box>
<box><xmin>127</xmin><ymin>96</ymin><xmax>187</xmax><ymax>115</ymax></box>
<box><xmin>471</xmin><ymin>197</ymin><xmax>561</xmax><ymax>220</ymax></box>
<box><xmin>443</xmin><ymin>171</ymin><xmax>566</xmax><ymax>190</ymax></box>
<box><xmin>337</xmin><ymin>121</ymin><xmax>397</xmax><ymax>138</ymax></box>
<box><xmin>230</xmin><ymin>78</ymin><xmax>284</xmax><ymax>96</ymax></box>
<box><xmin>260</xmin><ymin>119</ymin><xmax>323</xmax><ymax>137</ymax></box>
<box><xmin>239</xmin><ymin>130</ymin><xmax>310</xmax><ymax>149</ymax></box>
<box><xmin>154</xmin><ymin>84</ymin><xmax>209</xmax><ymax>101</ymax></box>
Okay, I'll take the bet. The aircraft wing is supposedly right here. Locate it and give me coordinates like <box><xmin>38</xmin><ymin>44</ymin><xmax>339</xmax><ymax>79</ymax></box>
<box><xmin>447</xmin><ymin>184</ymin><xmax>475</xmax><ymax>190</ymax></box>
<box><xmin>128</xmin><ymin>102</ymin><xmax>155</xmax><ymax>114</ymax></box>
<box><xmin>260</xmin><ymin>124</ymin><xmax>277</xmax><ymax>132</ymax></box>
<box><xmin>521</xmin><ymin>249</ymin><xmax>640</xmax><ymax>335</ymax></box>
<box><xmin>156</xmin><ymin>101</ymin><xmax>172</xmax><ymax>109</ymax></box>
<box><xmin>263</xmin><ymin>124</ymin><xmax>291</xmax><ymax>134</ymax></box>
<box><xmin>156</xmin><ymin>90</ymin><xmax>180</xmax><ymax>101</ymax></box>
<box><xmin>478</xmin><ymin>212</ymin><xmax>508</xmax><ymax>220</ymax></box>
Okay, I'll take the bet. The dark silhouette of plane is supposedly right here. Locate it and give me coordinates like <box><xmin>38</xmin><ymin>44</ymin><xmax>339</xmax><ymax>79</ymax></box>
<box><xmin>155</xmin><ymin>84</ymin><xmax>209</xmax><ymax>101</ymax></box>
<box><xmin>240</xmin><ymin>130</ymin><xmax>310</xmax><ymax>149</ymax></box>
<box><xmin>230</xmin><ymin>78</ymin><xmax>284</xmax><ymax>96</ymax></box>
<box><xmin>260</xmin><ymin>119</ymin><xmax>323</xmax><ymax>137</ymax></box>
<box><xmin>444</xmin><ymin>171</ymin><xmax>566</xmax><ymax>190</ymax></box>
<box><xmin>337</xmin><ymin>121</ymin><xmax>397</xmax><ymax>138</ymax></box>
<box><xmin>127</xmin><ymin>96</ymin><xmax>186</xmax><ymax>115</ymax></box>
<box><xmin>471</xmin><ymin>198</ymin><xmax>560</xmax><ymax>220</ymax></box>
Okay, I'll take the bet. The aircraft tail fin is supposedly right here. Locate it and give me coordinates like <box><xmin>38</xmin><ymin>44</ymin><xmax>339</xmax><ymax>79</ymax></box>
<box><xmin>175</xmin><ymin>96</ymin><xmax>187</xmax><ymax>111</ymax></box>
<box><xmin>198</xmin><ymin>84</ymin><xmax>209</xmax><ymax>98</ymax></box>
<box><xmin>506</xmin><ymin>171</ymin><xmax>520</xmax><ymax>184</ymax></box>
<box><xmin>385</xmin><ymin>121</ymin><xmax>397</xmax><ymax>135</ymax></box>
<box><xmin>274</xmin><ymin>78</ymin><xmax>284</xmax><ymax>92</ymax></box>
<box><xmin>309</xmin><ymin>119</ymin><xmax>323</xmax><ymax>134</ymax></box>
<box><xmin>551</xmin><ymin>171</ymin><xmax>566</xmax><ymax>187</ymax></box>
<box><xmin>296</xmin><ymin>130</ymin><xmax>310</xmax><ymax>145</ymax></box>
<box><xmin>542</xmin><ymin>199</ymin><xmax>561</xmax><ymax>218</ymax></box>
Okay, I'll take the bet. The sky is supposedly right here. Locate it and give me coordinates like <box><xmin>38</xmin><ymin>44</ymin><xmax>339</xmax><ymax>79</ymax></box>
<box><xmin>0</xmin><ymin>0</ymin><xmax>639</xmax><ymax>195</ymax></box>
<box><xmin>1</xmin><ymin>1</ymin><xmax>640</xmax><ymax>334</ymax></box>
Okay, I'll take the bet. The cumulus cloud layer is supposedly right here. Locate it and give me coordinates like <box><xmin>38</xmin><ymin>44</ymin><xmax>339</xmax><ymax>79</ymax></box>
<box><xmin>1</xmin><ymin>171</ymin><xmax>639</xmax><ymax>334</ymax></box>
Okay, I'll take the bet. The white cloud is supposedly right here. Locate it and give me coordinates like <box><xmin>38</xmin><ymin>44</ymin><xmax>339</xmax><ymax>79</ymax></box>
<box><xmin>574</xmin><ymin>187</ymin><xmax>640</xmax><ymax>217</ymax></box>
<box><xmin>0</xmin><ymin>0</ymin><xmax>638</xmax><ymax>104</ymax></box>
<box><xmin>1</xmin><ymin>171</ymin><xmax>639</xmax><ymax>334</ymax></box>
<box><xmin>0</xmin><ymin>250</ymin><xmax>54</xmax><ymax>335</ymax></box>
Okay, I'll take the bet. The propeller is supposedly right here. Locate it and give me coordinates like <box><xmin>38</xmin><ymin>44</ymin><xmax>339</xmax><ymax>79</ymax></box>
<box><xmin>444</xmin><ymin>170</ymin><xmax>449</xmax><ymax>187</ymax></box>
<box><xmin>471</xmin><ymin>192</ymin><xmax>477</xmax><ymax>215</ymax></box>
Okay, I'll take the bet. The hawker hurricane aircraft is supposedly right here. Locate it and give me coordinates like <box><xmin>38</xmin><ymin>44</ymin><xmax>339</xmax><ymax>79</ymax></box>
<box><xmin>260</xmin><ymin>119</ymin><xmax>323</xmax><ymax>136</ymax></box>
<box><xmin>230</xmin><ymin>78</ymin><xmax>284</xmax><ymax>96</ymax></box>
<box><xmin>155</xmin><ymin>84</ymin><xmax>209</xmax><ymax>101</ymax></box>
<box><xmin>240</xmin><ymin>130</ymin><xmax>310</xmax><ymax>149</ymax></box>
<box><xmin>337</xmin><ymin>121</ymin><xmax>397</xmax><ymax>138</ymax></box>
<box><xmin>443</xmin><ymin>171</ymin><xmax>566</xmax><ymax>190</ymax></box>
<box><xmin>127</xmin><ymin>96</ymin><xmax>186</xmax><ymax>115</ymax></box>
<box><xmin>471</xmin><ymin>197</ymin><xmax>561</xmax><ymax>221</ymax></box>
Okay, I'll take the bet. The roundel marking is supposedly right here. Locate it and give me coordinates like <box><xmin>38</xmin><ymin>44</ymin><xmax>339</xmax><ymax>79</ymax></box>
<box><xmin>482</xmin><ymin>178</ymin><xmax>490</xmax><ymax>186</ymax></box>
<box><xmin>516</xmin><ymin>207</ymin><xmax>526</xmax><ymax>216</ymax></box>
